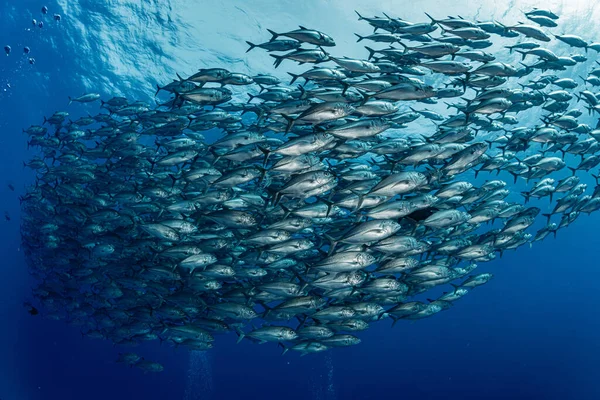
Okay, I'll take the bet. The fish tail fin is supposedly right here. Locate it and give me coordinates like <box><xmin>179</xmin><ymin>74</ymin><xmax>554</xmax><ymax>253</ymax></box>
<box><xmin>247</xmin><ymin>93</ymin><xmax>256</xmax><ymax>103</ymax></box>
<box><xmin>463</xmin><ymin>72</ymin><xmax>471</xmax><ymax>89</ymax></box>
<box><xmin>235</xmin><ymin>328</ymin><xmax>245</xmax><ymax>344</ymax></box>
<box><xmin>278</xmin><ymin>342</ymin><xmax>289</xmax><ymax>355</ymax></box>
<box><xmin>339</xmin><ymin>80</ymin><xmax>351</xmax><ymax>95</ymax></box>
<box><xmin>514</xmin><ymin>50</ymin><xmax>526</xmax><ymax>61</ymax></box>
<box><xmin>355</xmin><ymin>33</ymin><xmax>365</xmax><ymax>42</ymax></box>
<box><xmin>324</xmin><ymin>233</ymin><xmax>338</xmax><ymax>255</ymax></box>
<box><xmin>354</xmin><ymin>10</ymin><xmax>364</xmax><ymax>20</ymax></box>
<box><xmin>255</xmin><ymin>164</ymin><xmax>268</xmax><ymax>185</ymax></box>
<box><xmin>281</xmin><ymin>114</ymin><xmax>295</xmax><ymax>134</ymax></box>
<box><xmin>68</xmin><ymin>96</ymin><xmax>73</xmax><ymax>106</ymax></box>
<box><xmin>463</xmin><ymin>111</ymin><xmax>472</xmax><ymax>125</ymax></box>
<box><xmin>317</xmin><ymin>197</ymin><xmax>335</xmax><ymax>217</ymax></box>
<box><xmin>568</xmin><ymin>167</ymin><xmax>577</xmax><ymax>176</ymax></box>
<box><xmin>287</xmin><ymin>72</ymin><xmax>299</xmax><ymax>85</ymax></box>
<box><xmin>364</xmin><ymin>46</ymin><xmax>376</xmax><ymax>59</ymax></box>
<box><xmin>504</xmin><ymin>45</ymin><xmax>513</xmax><ymax>54</ymax></box>
<box><xmin>278</xmin><ymin>204</ymin><xmax>292</xmax><ymax>219</ymax></box>
<box><xmin>167</xmin><ymin>173</ymin><xmax>178</xmax><ymax>188</ymax></box>
<box><xmin>154</xmin><ymin>85</ymin><xmax>162</xmax><ymax>97</ymax></box>
<box><xmin>521</xmin><ymin>191</ymin><xmax>530</xmax><ymax>204</ymax></box>
<box><xmin>355</xmin><ymin>192</ymin><xmax>366</xmax><ymax>212</ymax></box>
<box><xmin>295</xmin><ymin>83</ymin><xmax>307</xmax><ymax>100</ymax></box>
<box><xmin>356</xmin><ymin>88</ymin><xmax>370</xmax><ymax>106</ymax></box>
<box><xmin>518</xmin><ymin>61</ymin><xmax>530</xmax><ymax>70</ymax></box>
<box><xmin>424</xmin><ymin>12</ymin><xmax>437</xmax><ymax>25</ymax></box>
<box><xmin>542</xmin><ymin>213</ymin><xmax>552</xmax><ymax>224</ymax></box>
<box><xmin>585</xmin><ymin>105</ymin><xmax>594</xmax><ymax>116</ymax></box>
<box><xmin>269</xmin><ymin>54</ymin><xmax>283</xmax><ymax>68</ymax></box>
<box><xmin>266</xmin><ymin>28</ymin><xmax>279</xmax><ymax>41</ymax></box>
<box><xmin>299</xmin><ymin>283</ymin><xmax>309</xmax><ymax>296</ymax></box>
<box><xmin>245</xmin><ymin>41</ymin><xmax>256</xmax><ymax>53</ymax></box>
<box><xmin>257</xmin><ymin>145</ymin><xmax>270</xmax><ymax>167</ymax></box>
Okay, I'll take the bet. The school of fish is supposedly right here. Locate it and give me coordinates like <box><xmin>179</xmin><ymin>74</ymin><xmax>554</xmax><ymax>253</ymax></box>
<box><xmin>19</xmin><ymin>8</ymin><xmax>600</xmax><ymax>361</ymax></box>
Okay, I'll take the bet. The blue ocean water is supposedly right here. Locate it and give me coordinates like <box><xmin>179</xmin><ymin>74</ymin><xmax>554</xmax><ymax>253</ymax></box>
<box><xmin>1</xmin><ymin>0</ymin><xmax>600</xmax><ymax>399</ymax></box>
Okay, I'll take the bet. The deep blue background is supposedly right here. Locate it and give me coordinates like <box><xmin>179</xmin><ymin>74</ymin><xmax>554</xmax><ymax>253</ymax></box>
<box><xmin>1</xmin><ymin>1</ymin><xmax>600</xmax><ymax>399</ymax></box>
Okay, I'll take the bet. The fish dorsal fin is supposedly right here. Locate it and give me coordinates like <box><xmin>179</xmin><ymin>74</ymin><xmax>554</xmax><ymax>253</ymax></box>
<box><xmin>299</xmin><ymin>25</ymin><xmax>308</xmax><ymax>30</ymax></box>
